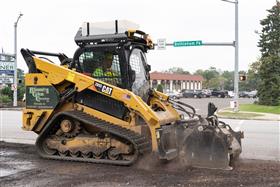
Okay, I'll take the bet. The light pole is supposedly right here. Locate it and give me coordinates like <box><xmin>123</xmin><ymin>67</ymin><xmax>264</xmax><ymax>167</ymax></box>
<box><xmin>221</xmin><ymin>0</ymin><xmax>239</xmax><ymax>112</ymax></box>
<box><xmin>13</xmin><ymin>13</ymin><xmax>23</xmax><ymax>107</ymax></box>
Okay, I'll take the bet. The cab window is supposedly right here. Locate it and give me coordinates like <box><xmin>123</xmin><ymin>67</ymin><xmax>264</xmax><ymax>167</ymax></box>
<box><xmin>78</xmin><ymin>51</ymin><xmax>122</xmax><ymax>86</ymax></box>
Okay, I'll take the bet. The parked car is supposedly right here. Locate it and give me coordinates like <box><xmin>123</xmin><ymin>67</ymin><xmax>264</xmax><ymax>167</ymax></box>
<box><xmin>182</xmin><ymin>90</ymin><xmax>203</xmax><ymax>98</ymax></box>
<box><xmin>201</xmin><ymin>89</ymin><xmax>211</xmax><ymax>98</ymax></box>
<box><xmin>165</xmin><ymin>90</ymin><xmax>183</xmax><ymax>99</ymax></box>
<box><xmin>239</xmin><ymin>91</ymin><xmax>250</xmax><ymax>98</ymax></box>
<box><xmin>211</xmin><ymin>89</ymin><xmax>227</xmax><ymax>98</ymax></box>
<box><xmin>248</xmin><ymin>90</ymin><xmax>257</xmax><ymax>98</ymax></box>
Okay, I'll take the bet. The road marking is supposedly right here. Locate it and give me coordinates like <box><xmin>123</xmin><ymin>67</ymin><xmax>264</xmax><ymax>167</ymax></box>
<box><xmin>234</xmin><ymin>119</ymin><xmax>244</xmax><ymax>132</ymax></box>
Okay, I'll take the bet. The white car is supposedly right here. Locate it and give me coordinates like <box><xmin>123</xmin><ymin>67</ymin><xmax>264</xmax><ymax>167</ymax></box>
<box><xmin>248</xmin><ymin>90</ymin><xmax>257</xmax><ymax>98</ymax></box>
<box><xmin>227</xmin><ymin>91</ymin><xmax>234</xmax><ymax>98</ymax></box>
<box><xmin>165</xmin><ymin>91</ymin><xmax>182</xmax><ymax>99</ymax></box>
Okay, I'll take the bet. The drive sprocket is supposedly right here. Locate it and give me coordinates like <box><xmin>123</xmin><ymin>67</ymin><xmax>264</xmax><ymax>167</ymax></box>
<box><xmin>60</xmin><ymin>119</ymin><xmax>81</xmax><ymax>138</ymax></box>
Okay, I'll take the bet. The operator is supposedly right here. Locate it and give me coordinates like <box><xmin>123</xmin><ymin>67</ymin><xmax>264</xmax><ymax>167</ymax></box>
<box><xmin>92</xmin><ymin>53</ymin><xmax>120</xmax><ymax>85</ymax></box>
<box><xmin>92</xmin><ymin>53</ymin><xmax>114</xmax><ymax>77</ymax></box>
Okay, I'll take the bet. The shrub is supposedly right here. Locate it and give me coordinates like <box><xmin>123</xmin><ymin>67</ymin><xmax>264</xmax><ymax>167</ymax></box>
<box><xmin>156</xmin><ymin>84</ymin><xmax>164</xmax><ymax>93</ymax></box>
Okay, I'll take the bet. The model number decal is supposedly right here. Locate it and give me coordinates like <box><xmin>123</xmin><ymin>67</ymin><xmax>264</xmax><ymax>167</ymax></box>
<box><xmin>94</xmin><ymin>81</ymin><xmax>113</xmax><ymax>96</ymax></box>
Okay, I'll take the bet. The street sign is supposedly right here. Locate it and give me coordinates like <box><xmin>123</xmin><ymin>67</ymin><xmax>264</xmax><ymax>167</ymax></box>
<box><xmin>0</xmin><ymin>61</ymin><xmax>14</xmax><ymax>71</ymax></box>
<box><xmin>173</xmin><ymin>40</ymin><xmax>203</xmax><ymax>47</ymax></box>
<box><xmin>0</xmin><ymin>53</ymin><xmax>15</xmax><ymax>61</ymax></box>
<box><xmin>157</xmin><ymin>38</ymin><xmax>166</xmax><ymax>50</ymax></box>
<box><xmin>11</xmin><ymin>84</ymin><xmax>17</xmax><ymax>90</ymax></box>
<box><xmin>0</xmin><ymin>75</ymin><xmax>14</xmax><ymax>84</ymax></box>
<box><xmin>0</xmin><ymin>70</ymin><xmax>14</xmax><ymax>75</ymax></box>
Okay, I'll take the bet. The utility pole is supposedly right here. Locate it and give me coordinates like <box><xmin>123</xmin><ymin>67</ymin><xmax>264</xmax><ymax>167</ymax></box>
<box><xmin>13</xmin><ymin>13</ymin><xmax>23</xmax><ymax>107</ymax></box>
<box><xmin>221</xmin><ymin>0</ymin><xmax>239</xmax><ymax>112</ymax></box>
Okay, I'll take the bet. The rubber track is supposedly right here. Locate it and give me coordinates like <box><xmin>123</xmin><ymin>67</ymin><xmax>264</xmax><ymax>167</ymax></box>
<box><xmin>36</xmin><ymin>110</ymin><xmax>152</xmax><ymax>166</ymax></box>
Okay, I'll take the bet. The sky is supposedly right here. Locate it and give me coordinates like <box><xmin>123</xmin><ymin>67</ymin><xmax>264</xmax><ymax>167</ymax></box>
<box><xmin>0</xmin><ymin>0</ymin><xmax>277</xmax><ymax>73</ymax></box>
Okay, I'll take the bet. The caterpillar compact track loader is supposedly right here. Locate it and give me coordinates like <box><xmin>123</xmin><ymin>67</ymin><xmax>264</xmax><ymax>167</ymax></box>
<box><xmin>21</xmin><ymin>20</ymin><xmax>243</xmax><ymax>170</ymax></box>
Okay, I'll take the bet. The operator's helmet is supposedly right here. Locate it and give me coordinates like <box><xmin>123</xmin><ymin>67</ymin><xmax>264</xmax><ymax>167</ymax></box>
<box><xmin>103</xmin><ymin>52</ymin><xmax>113</xmax><ymax>69</ymax></box>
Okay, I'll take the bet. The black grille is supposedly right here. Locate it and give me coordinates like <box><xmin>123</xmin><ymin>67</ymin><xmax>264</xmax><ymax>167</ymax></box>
<box><xmin>75</xmin><ymin>89</ymin><xmax>127</xmax><ymax>119</ymax></box>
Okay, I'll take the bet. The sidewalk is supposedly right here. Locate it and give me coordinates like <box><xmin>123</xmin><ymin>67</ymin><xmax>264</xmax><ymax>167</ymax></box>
<box><xmin>0</xmin><ymin>107</ymin><xmax>23</xmax><ymax>111</ymax></box>
<box><xmin>217</xmin><ymin>109</ymin><xmax>280</xmax><ymax>121</ymax></box>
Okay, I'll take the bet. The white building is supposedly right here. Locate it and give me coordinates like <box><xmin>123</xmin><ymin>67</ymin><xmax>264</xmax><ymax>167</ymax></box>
<box><xmin>150</xmin><ymin>72</ymin><xmax>203</xmax><ymax>92</ymax></box>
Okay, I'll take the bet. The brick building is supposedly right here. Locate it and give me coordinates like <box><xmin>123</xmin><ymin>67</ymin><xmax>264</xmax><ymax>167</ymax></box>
<box><xmin>150</xmin><ymin>72</ymin><xmax>203</xmax><ymax>92</ymax></box>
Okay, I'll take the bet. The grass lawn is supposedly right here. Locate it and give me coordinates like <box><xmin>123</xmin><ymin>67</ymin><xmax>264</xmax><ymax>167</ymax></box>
<box><xmin>218</xmin><ymin>111</ymin><xmax>264</xmax><ymax>119</ymax></box>
<box><xmin>239</xmin><ymin>104</ymin><xmax>280</xmax><ymax>115</ymax></box>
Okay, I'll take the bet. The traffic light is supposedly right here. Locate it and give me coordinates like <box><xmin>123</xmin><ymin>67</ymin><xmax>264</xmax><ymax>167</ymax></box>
<box><xmin>239</xmin><ymin>75</ymin><xmax>246</xmax><ymax>81</ymax></box>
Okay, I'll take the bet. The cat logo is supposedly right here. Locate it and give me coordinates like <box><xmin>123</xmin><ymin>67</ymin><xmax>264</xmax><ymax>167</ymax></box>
<box><xmin>94</xmin><ymin>81</ymin><xmax>113</xmax><ymax>96</ymax></box>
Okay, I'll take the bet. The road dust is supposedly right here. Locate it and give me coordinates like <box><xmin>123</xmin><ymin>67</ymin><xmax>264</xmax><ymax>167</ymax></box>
<box><xmin>135</xmin><ymin>152</ymin><xmax>192</xmax><ymax>172</ymax></box>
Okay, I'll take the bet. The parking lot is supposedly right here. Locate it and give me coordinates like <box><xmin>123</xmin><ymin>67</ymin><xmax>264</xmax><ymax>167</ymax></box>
<box><xmin>177</xmin><ymin>97</ymin><xmax>257</xmax><ymax>116</ymax></box>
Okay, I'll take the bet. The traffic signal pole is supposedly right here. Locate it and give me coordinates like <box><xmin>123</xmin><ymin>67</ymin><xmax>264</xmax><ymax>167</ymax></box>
<box><xmin>221</xmin><ymin>0</ymin><xmax>239</xmax><ymax>111</ymax></box>
<box><xmin>155</xmin><ymin>0</ymin><xmax>239</xmax><ymax>112</ymax></box>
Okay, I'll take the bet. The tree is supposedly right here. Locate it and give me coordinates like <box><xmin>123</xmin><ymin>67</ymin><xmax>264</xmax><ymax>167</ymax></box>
<box><xmin>194</xmin><ymin>69</ymin><xmax>204</xmax><ymax>76</ymax></box>
<box><xmin>1</xmin><ymin>86</ymin><xmax>13</xmax><ymax>96</ymax></box>
<box><xmin>166</xmin><ymin>67</ymin><xmax>190</xmax><ymax>75</ymax></box>
<box><xmin>0</xmin><ymin>86</ymin><xmax>12</xmax><ymax>105</ymax></box>
<box><xmin>258</xmin><ymin>55</ymin><xmax>280</xmax><ymax>105</ymax></box>
<box><xmin>208</xmin><ymin>76</ymin><xmax>226</xmax><ymax>90</ymax></box>
<box><xmin>17</xmin><ymin>68</ymin><xmax>25</xmax><ymax>101</ymax></box>
<box><xmin>222</xmin><ymin>71</ymin><xmax>234</xmax><ymax>91</ymax></box>
<box><xmin>0</xmin><ymin>68</ymin><xmax>26</xmax><ymax>104</ymax></box>
<box><xmin>203</xmin><ymin>67</ymin><xmax>219</xmax><ymax>82</ymax></box>
<box><xmin>0</xmin><ymin>95</ymin><xmax>11</xmax><ymax>104</ymax></box>
<box><xmin>257</xmin><ymin>1</ymin><xmax>280</xmax><ymax>105</ymax></box>
<box><xmin>258</xmin><ymin>1</ymin><xmax>280</xmax><ymax>57</ymax></box>
<box><xmin>195</xmin><ymin>67</ymin><xmax>219</xmax><ymax>88</ymax></box>
<box><xmin>246</xmin><ymin>59</ymin><xmax>261</xmax><ymax>91</ymax></box>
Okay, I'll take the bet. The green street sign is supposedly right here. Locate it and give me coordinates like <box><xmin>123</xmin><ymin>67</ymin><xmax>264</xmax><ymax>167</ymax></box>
<box><xmin>173</xmin><ymin>40</ymin><xmax>203</xmax><ymax>47</ymax></box>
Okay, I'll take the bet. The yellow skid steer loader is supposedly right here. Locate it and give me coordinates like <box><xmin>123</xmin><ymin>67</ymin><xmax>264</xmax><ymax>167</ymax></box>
<box><xmin>21</xmin><ymin>20</ymin><xmax>243</xmax><ymax>170</ymax></box>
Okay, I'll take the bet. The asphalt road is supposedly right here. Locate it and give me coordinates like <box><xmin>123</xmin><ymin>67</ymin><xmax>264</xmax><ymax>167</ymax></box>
<box><xmin>1</xmin><ymin>142</ymin><xmax>280</xmax><ymax>187</ymax></box>
<box><xmin>0</xmin><ymin>109</ymin><xmax>279</xmax><ymax>161</ymax></box>
<box><xmin>222</xmin><ymin>118</ymin><xmax>279</xmax><ymax>161</ymax></box>
<box><xmin>0</xmin><ymin>103</ymin><xmax>279</xmax><ymax>187</ymax></box>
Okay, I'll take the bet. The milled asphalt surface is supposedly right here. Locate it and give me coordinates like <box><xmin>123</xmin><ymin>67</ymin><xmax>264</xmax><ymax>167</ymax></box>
<box><xmin>1</xmin><ymin>142</ymin><xmax>280</xmax><ymax>187</ymax></box>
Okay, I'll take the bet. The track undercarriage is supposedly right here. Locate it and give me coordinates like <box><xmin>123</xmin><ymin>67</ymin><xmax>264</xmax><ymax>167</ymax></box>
<box><xmin>36</xmin><ymin>109</ymin><xmax>242</xmax><ymax>170</ymax></box>
<box><xmin>36</xmin><ymin>110</ymin><xmax>151</xmax><ymax>165</ymax></box>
